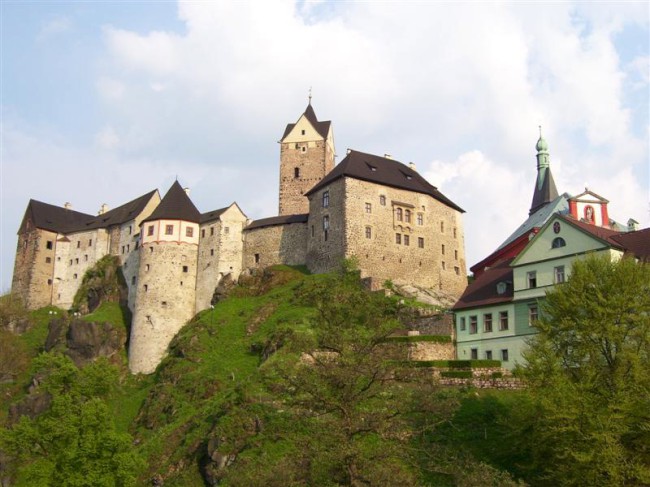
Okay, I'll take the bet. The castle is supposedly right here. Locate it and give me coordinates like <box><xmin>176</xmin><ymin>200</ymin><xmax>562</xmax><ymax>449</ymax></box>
<box><xmin>12</xmin><ymin>102</ymin><xmax>468</xmax><ymax>374</ymax></box>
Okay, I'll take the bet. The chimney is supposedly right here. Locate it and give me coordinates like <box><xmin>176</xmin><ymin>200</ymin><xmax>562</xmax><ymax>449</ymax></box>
<box><xmin>408</xmin><ymin>162</ymin><xmax>417</xmax><ymax>172</ymax></box>
<box><xmin>384</xmin><ymin>153</ymin><xmax>392</xmax><ymax>159</ymax></box>
<box><xmin>98</xmin><ymin>203</ymin><xmax>109</xmax><ymax>215</ymax></box>
<box><xmin>64</xmin><ymin>202</ymin><xmax>72</xmax><ymax>210</ymax></box>
<box><xmin>346</xmin><ymin>148</ymin><xmax>352</xmax><ymax>155</ymax></box>
<box><xmin>184</xmin><ymin>187</ymin><xmax>191</xmax><ymax>196</ymax></box>
<box><xmin>628</xmin><ymin>218</ymin><xmax>639</xmax><ymax>232</ymax></box>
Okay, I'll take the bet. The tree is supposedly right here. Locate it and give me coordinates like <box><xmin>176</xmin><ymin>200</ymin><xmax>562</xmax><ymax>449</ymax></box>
<box><xmin>521</xmin><ymin>255</ymin><xmax>650</xmax><ymax>486</ymax></box>
<box><xmin>1</xmin><ymin>354</ymin><xmax>144</xmax><ymax>486</ymax></box>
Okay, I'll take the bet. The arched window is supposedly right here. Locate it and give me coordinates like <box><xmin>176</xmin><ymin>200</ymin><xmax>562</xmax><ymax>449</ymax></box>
<box><xmin>552</xmin><ymin>237</ymin><xmax>566</xmax><ymax>248</ymax></box>
<box><xmin>396</xmin><ymin>208</ymin><xmax>403</xmax><ymax>221</ymax></box>
<box><xmin>405</xmin><ymin>210</ymin><xmax>411</xmax><ymax>223</ymax></box>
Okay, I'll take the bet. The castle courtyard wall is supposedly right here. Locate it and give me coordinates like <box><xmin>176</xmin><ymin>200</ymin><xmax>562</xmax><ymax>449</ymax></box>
<box><xmin>243</xmin><ymin>222</ymin><xmax>308</xmax><ymax>270</ymax></box>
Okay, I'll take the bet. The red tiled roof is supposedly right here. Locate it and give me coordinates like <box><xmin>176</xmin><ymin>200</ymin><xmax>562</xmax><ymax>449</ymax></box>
<box><xmin>610</xmin><ymin>227</ymin><xmax>650</xmax><ymax>260</ymax></box>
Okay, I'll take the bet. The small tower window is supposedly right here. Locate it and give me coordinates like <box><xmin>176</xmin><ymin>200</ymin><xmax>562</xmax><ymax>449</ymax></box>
<box><xmin>301</xmin><ymin>146</ymin><xmax>306</xmax><ymax>153</ymax></box>
<box><xmin>379</xmin><ymin>195</ymin><xmax>386</xmax><ymax>206</ymax></box>
<box><xmin>46</xmin><ymin>240</ymin><xmax>53</xmax><ymax>250</ymax></box>
<box><xmin>182</xmin><ymin>265</ymin><xmax>189</xmax><ymax>273</ymax></box>
<box><xmin>294</xmin><ymin>167</ymin><xmax>300</xmax><ymax>178</ymax></box>
<box><xmin>165</xmin><ymin>225</ymin><xmax>174</xmax><ymax>235</ymax></box>
<box><xmin>404</xmin><ymin>210</ymin><xmax>411</xmax><ymax>223</ymax></box>
<box><xmin>186</xmin><ymin>227</ymin><xmax>194</xmax><ymax>238</ymax></box>
<box><xmin>365</xmin><ymin>226</ymin><xmax>372</xmax><ymax>239</ymax></box>
<box><xmin>322</xmin><ymin>191</ymin><xmax>329</xmax><ymax>208</ymax></box>
<box><xmin>148</xmin><ymin>225</ymin><xmax>154</xmax><ymax>236</ymax></box>
<box><xmin>396</xmin><ymin>208</ymin><xmax>403</xmax><ymax>221</ymax></box>
<box><xmin>254</xmin><ymin>253</ymin><xmax>260</xmax><ymax>264</ymax></box>
<box><xmin>301</xmin><ymin>129</ymin><xmax>305</xmax><ymax>135</ymax></box>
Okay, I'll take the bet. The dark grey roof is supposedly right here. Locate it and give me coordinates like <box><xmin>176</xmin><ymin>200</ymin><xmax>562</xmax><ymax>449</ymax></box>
<box><xmin>281</xmin><ymin>103</ymin><xmax>331</xmax><ymax>140</ymax></box>
<box><xmin>244</xmin><ymin>213</ymin><xmax>309</xmax><ymax>231</ymax></box>
<box><xmin>497</xmin><ymin>193</ymin><xmax>569</xmax><ymax>250</ymax></box>
<box><xmin>142</xmin><ymin>181</ymin><xmax>201</xmax><ymax>224</ymax></box>
<box><xmin>452</xmin><ymin>259</ymin><xmax>514</xmax><ymax>311</ymax></box>
<box><xmin>200</xmin><ymin>207</ymin><xmax>228</xmax><ymax>224</ymax></box>
<box><xmin>20</xmin><ymin>189</ymin><xmax>158</xmax><ymax>235</ymax></box>
<box><xmin>610</xmin><ymin>227</ymin><xmax>650</xmax><ymax>260</ymax></box>
<box><xmin>305</xmin><ymin>150</ymin><xmax>464</xmax><ymax>213</ymax></box>
<box><xmin>20</xmin><ymin>200</ymin><xmax>95</xmax><ymax>234</ymax></box>
<box><xmin>84</xmin><ymin>190</ymin><xmax>158</xmax><ymax>230</ymax></box>
<box><xmin>530</xmin><ymin>166</ymin><xmax>559</xmax><ymax>215</ymax></box>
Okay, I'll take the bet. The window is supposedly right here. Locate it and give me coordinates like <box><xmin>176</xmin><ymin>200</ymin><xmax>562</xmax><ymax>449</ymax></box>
<box><xmin>149</xmin><ymin>247</ymin><xmax>153</xmax><ymax>253</ymax></box>
<box><xmin>165</xmin><ymin>225</ymin><xmax>174</xmax><ymax>235</ymax></box>
<box><xmin>501</xmin><ymin>349</ymin><xmax>509</xmax><ymax>362</ymax></box>
<box><xmin>311</xmin><ymin>225</ymin><xmax>314</xmax><ymax>237</ymax></box>
<box><xmin>146</xmin><ymin>264</ymin><xmax>150</xmax><ymax>272</ymax></box>
<box><xmin>77</xmin><ymin>241</ymin><xmax>80</xmax><ymax>248</ymax></box>
<box><xmin>161</xmin><ymin>301</ymin><xmax>167</xmax><ymax>307</ymax></box>
<box><xmin>453</xmin><ymin>227</ymin><xmax>457</xmax><ymax>238</ymax></box>
<box><xmin>454</xmin><ymin>250</ymin><xmax>458</xmax><ymax>260</ymax></box>
<box><xmin>529</xmin><ymin>305</ymin><xmax>539</xmax><ymax>325</ymax></box>
<box><xmin>210</xmin><ymin>249</ymin><xmax>214</xmax><ymax>256</ymax></box>
<box><xmin>554</xmin><ymin>266</ymin><xmax>565</xmax><ymax>284</ymax></box>
<box><xmin>128</xmin><ymin>225</ymin><xmax>132</xmax><ymax>235</ymax></box>
<box><xmin>301</xmin><ymin>147</ymin><xmax>306</xmax><ymax>153</ymax></box>
<box><xmin>73</xmin><ymin>273</ymin><xmax>78</xmax><ymax>279</ymax></box>
<box><xmin>210</xmin><ymin>227</ymin><xmax>214</xmax><ymax>236</ymax></box>
<box><xmin>442</xmin><ymin>261</ymin><xmax>446</xmax><ymax>270</ymax></box>
<box><xmin>202</xmin><ymin>229</ymin><xmax>205</xmax><ymax>238</ymax></box>
<box><xmin>454</xmin><ymin>266</ymin><xmax>460</xmax><ymax>275</ymax></box>
<box><xmin>552</xmin><ymin>237</ymin><xmax>566</xmax><ymax>248</ymax></box>
<box><xmin>496</xmin><ymin>282</ymin><xmax>507</xmax><ymax>295</ymax></box>
<box><xmin>527</xmin><ymin>271</ymin><xmax>537</xmax><ymax>288</ymax></box>
<box><xmin>144</xmin><ymin>284</ymin><xmax>148</xmax><ymax>292</ymax></box>
<box><xmin>84</xmin><ymin>255</ymin><xmax>88</xmax><ymax>261</ymax></box>
<box><xmin>418</xmin><ymin>237</ymin><xmax>424</xmax><ymax>248</ymax></box>
<box><xmin>417</xmin><ymin>213</ymin><xmax>423</xmax><ymax>226</ymax></box>
<box><xmin>254</xmin><ymin>253</ymin><xmax>260</xmax><ymax>264</ymax></box>
<box><xmin>396</xmin><ymin>208</ymin><xmax>403</xmax><ymax>221</ymax></box>
<box><xmin>380</xmin><ymin>195</ymin><xmax>386</xmax><ymax>206</ymax></box>
<box><xmin>365</xmin><ymin>202</ymin><xmax>372</xmax><ymax>214</ymax></box>
<box><xmin>323</xmin><ymin>215</ymin><xmax>329</xmax><ymax>231</ymax></box>
<box><xmin>484</xmin><ymin>313</ymin><xmax>493</xmax><ymax>332</ymax></box>
<box><xmin>442</xmin><ymin>244</ymin><xmax>445</xmax><ymax>255</ymax></box>
<box><xmin>324</xmin><ymin>230</ymin><xmax>328</xmax><ymax>241</ymax></box>
<box><xmin>75</xmin><ymin>258</ymin><xmax>79</xmax><ymax>264</ymax></box>
<box><xmin>121</xmin><ymin>246</ymin><xmax>125</xmax><ymax>254</ymax></box>
<box><xmin>186</xmin><ymin>227</ymin><xmax>194</xmax><ymax>238</ymax></box>
<box><xmin>485</xmin><ymin>350</ymin><xmax>493</xmax><ymax>360</ymax></box>
<box><xmin>126</xmin><ymin>245</ymin><xmax>129</xmax><ymax>253</ymax></box>
<box><xmin>132</xmin><ymin>276</ymin><xmax>136</xmax><ymax>285</ymax></box>
<box><xmin>47</xmin><ymin>279</ymin><xmax>52</xmax><ymax>285</ymax></box>
<box><xmin>46</xmin><ymin>240</ymin><xmax>53</xmax><ymax>250</ymax></box>
<box><xmin>440</xmin><ymin>221</ymin><xmax>444</xmax><ymax>233</ymax></box>
<box><xmin>404</xmin><ymin>235</ymin><xmax>410</xmax><ymax>246</ymax></box>
<box><xmin>469</xmin><ymin>316</ymin><xmax>478</xmax><ymax>334</ymax></box>
<box><xmin>322</xmin><ymin>191</ymin><xmax>329</xmax><ymax>208</ymax></box>
<box><xmin>182</xmin><ymin>265</ymin><xmax>188</xmax><ymax>273</ymax></box>
<box><xmin>365</xmin><ymin>226</ymin><xmax>372</xmax><ymax>239</ymax></box>
<box><xmin>471</xmin><ymin>348</ymin><xmax>478</xmax><ymax>360</ymax></box>
<box><xmin>459</xmin><ymin>317</ymin><xmax>466</xmax><ymax>331</ymax></box>
<box><xmin>69</xmin><ymin>259</ymin><xmax>73</xmax><ymax>266</ymax></box>
<box><xmin>395</xmin><ymin>233</ymin><xmax>401</xmax><ymax>244</ymax></box>
<box><xmin>499</xmin><ymin>311</ymin><xmax>509</xmax><ymax>330</ymax></box>
<box><xmin>148</xmin><ymin>225</ymin><xmax>154</xmax><ymax>236</ymax></box>
<box><xmin>405</xmin><ymin>210</ymin><xmax>411</xmax><ymax>223</ymax></box>
<box><xmin>89</xmin><ymin>239</ymin><xmax>92</xmax><ymax>246</ymax></box>
<box><xmin>301</xmin><ymin>129</ymin><xmax>305</xmax><ymax>135</ymax></box>
<box><xmin>294</xmin><ymin>167</ymin><xmax>300</xmax><ymax>178</ymax></box>
<box><xmin>45</xmin><ymin>257</ymin><xmax>51</xmax><ymax>263</ymax></box>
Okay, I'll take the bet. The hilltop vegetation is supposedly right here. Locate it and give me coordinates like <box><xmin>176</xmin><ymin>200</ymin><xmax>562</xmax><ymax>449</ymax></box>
<box><xmin>1</xmin><ymin>256</ymin><xmax>648</xmax><ymax>486</ymax></box>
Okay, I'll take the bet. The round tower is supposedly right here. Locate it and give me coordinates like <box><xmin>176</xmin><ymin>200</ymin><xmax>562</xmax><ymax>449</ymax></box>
<box><xmin>129</xmin><ymin>182</ymin><xmax>201</xmax><ymax>374</ymax></box>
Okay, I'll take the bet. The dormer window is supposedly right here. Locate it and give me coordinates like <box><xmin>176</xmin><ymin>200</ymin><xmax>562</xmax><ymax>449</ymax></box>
<box><xmin>496</xmin><ymin>282</ymin><xmax>507</xmax><ymax>295</ymax></box>
<box><xmin>365</xmin><ymin>162</ymin><xmax>377</xmax><ymax>171</ymax></box>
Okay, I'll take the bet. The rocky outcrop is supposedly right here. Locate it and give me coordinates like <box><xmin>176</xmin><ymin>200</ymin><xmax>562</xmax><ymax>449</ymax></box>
<box><xmin>71</xmin><ymin>255</ymin><xmax>128</xmax><ymax>314</ymax></box>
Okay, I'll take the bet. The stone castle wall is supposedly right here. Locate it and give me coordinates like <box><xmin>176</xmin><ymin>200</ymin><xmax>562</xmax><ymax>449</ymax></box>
<box><xmin>11</xmin><ymin>228</ymin><xmax>57</xmax><ymax>309</ymax></box>
<box><xmin>306</xmin><ymin>178</ymin><xmax>347</xmax><ymax>274</ymax></box>
<box><xmin>279</xmin><ymin>139</ymin><xmax>334</xmax><ymax>215</ymax></box>
<box><xmin>243</xmin><ymin>222</ymin><xmax>308</xmax><ymax>270</ymax></box>
<box><xmin>129</xmin><ymin>240</ymin><xmax>198</xmax><ymax>374</ymax></box>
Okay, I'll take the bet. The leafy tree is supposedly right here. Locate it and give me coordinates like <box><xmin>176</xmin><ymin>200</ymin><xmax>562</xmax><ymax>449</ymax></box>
<box><xmin>1</xmin><ymin>354</ymin><xmax>144</xmax><ymax>486</ymax></box>
<box><xmin>521</xmin><ymin>255</ymin><xmax>650</xmax><ymax>486</ymax></box>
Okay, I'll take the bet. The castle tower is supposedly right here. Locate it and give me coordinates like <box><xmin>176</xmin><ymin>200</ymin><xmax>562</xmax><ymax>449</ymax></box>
<box><xmin>278</xmin><ymin>100</ymin><xmax>335</xmax><ymax>215</ymax></box>
<box><xmin>529</xmin><ymin>128</ymin><xmax>559</xmax><ymax>215</ymax></box>
<box><xmin>129</xmin><ymin>181</ymin><xmax>201</xmax><ymax>374</ymax></box>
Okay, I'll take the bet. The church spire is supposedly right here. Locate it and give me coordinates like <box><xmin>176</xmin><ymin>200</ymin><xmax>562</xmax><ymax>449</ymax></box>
<box><xmin>529</xmin><ymin>128</ymin><xmax>559</xmax><ymax>215</ymax></box>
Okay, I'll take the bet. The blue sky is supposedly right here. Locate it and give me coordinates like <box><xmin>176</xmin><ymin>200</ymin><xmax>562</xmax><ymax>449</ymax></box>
<box><xmin>1</xmin><ymin>1</ymin><xmax>648</xmax><ymax>291</ymax></box>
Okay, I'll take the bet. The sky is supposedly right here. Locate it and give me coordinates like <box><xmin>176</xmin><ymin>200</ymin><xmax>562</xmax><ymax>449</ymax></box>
<box><xmin>1</xmin><ymin>1</ymin><xmax>649</xmax><ymax>292</ymax></box>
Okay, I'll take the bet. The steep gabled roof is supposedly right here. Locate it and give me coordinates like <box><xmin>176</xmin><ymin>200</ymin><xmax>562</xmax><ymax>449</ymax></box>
<box><xmin>498</xmin><ymin>193</ymin><xmax>570</xmax><ymax>251</ymax></box>
<box><xmin>453</xmin><ymin>259</ymin><xmax>514</xmax><ymax>311</ymax></box>
<box><xmin>530</xmin><ymin>166</ymin><xmax>559</xmax><ymax>214</ymax></box>
<box><xmin>142</xmin><ymin>181</ymin><xmax>201</xmax><ymax>224</ymax></box>
<box><xmin>305</xmin><ymin>150</ymin><xmax>464</xmax><ymax>213</ymax></box>
<box><xmin>20</xmin><ymin>200</ymin><xmax>95</xmax><ymax>234</ymax></box>
<box><xmin>244</xmin><ymin>213</ymin><xmax>309</xmax><ymax>231</ymax></box>
<box><xmin>281</xmin><ymin>103</ymin><xmax>331</xmax><ymax>140</ymax></box>
<box><xmin>557</xmin><ymin>214</ymin><xmax>625</xmax><ymax>248</ymax></box>
<box><xmin>83</xmin><ymin>190</ymin><xmax>158</xmax><ymax>230</ymax></box>
<box><xmin>200</xmin><ymin>207</ymin><xmax>228</xmax><ymax>224</ymax></box>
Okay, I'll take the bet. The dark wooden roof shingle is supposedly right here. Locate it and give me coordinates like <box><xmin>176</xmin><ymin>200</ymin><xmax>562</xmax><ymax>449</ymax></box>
<box><xmin>452</xmin><ymin>259</ymin><xmax>514</xmax><ymax>311</ymax></box>
<box><xmin>305</xmin><ymin>150</ymin><xmax>464</xmax><ymax>213</ymax></box>
<box><xmin>244</xmin><ymin>213</ymin><xmax>309</xmax><ymax>231</ymax></box>
<box><xmin>281</xmin><ymin>103</ymin><xmax>331</xmax><ymax>140</ymax></box>
<box><xmin>142</xmin><ymin>181</ymin><xmax>201</xmax><ymax>224</ymax></box>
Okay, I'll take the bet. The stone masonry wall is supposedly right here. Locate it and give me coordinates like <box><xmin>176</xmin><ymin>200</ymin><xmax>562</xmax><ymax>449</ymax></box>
<box><xmin>306</xmin><ymin>178</ymin><xmax>347</xmax><ymax>274</ymax></box>
<box><xmin>129</xmin><ymin>241</ymin><xmax>198</xmax><ymax>374</ymax></box>
<box><xmin>342</xmin><ymin>178</ymin><xmax>467</xmax><ymax>298</ymax></box>
<box><xmin>11</xmin><ymin>227</ymin><xmax>57</xmax><ymax>309</ymax></box>
<box><xmin>279</xmin><ymin>139</ymin><xmax>334</xmax><ymax>216</ymax></box>
<box><xmin>243</xmin><ymin>223</ymin><xmax>308</xmax><ymax>270</ymax></box>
